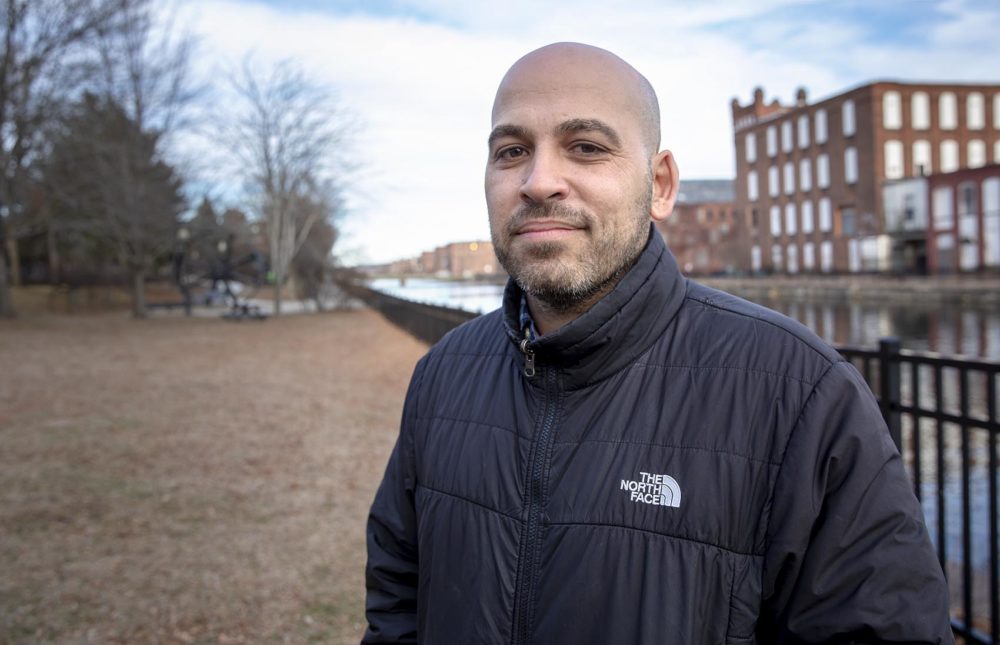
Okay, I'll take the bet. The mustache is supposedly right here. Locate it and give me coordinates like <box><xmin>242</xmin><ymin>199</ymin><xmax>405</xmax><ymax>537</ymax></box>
<box><xmin>505</xmin><ymin>203</ymin><xmax>592</xmax><ymax>234</ymax></box>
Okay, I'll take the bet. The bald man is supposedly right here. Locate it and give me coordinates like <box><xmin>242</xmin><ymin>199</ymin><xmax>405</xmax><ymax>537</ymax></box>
<box><xmin>363</xmin><ymin>43</ymin><xmax>952</xmax><ymax>644</ymax></box>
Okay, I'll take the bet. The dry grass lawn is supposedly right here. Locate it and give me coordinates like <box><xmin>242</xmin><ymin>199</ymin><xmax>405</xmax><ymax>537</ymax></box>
<box><xmin>0</xmin><ymin>307</ymin><xmax>428</xmax><ymax>643</ymax></box>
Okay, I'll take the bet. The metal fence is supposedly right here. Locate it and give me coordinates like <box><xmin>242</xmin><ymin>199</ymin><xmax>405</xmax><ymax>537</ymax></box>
<box><xmin>352</xmin><ymin>284</ymin><xmax>999</xmax><ymax>643</ymax></box>
<box><xmin>840</xmin><ymin>339</ymin><xmax>999</xmax><ymax>644</ymax></box>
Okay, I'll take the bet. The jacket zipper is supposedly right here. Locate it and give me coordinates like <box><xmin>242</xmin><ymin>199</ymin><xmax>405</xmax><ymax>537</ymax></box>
<box><xmin>511</xmin><ymin>359</ymin><xmax>559</xmax><ymax>644</ymax></box>
<box><xmin>519</xmin><ymin>329</ymin><xmax>536</xmax><ymax>378</ymax></box>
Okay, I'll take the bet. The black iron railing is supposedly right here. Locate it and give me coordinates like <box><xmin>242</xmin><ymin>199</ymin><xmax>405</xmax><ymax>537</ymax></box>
<box><xmin>839</xmin><ymin>339</ymin><xmax>999</xmax><ymax>644</ymax></box>
<box><xmin>352</xmin><ymin>284</ymin><xmax>999</xmax><ymax>643</ymax></box>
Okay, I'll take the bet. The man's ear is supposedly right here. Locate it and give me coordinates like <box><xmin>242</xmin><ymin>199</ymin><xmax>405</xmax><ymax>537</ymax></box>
<box><xmin>650</xmin><ymin>150</ymin><xmax>679</xmax><ymax>223</ymax></box>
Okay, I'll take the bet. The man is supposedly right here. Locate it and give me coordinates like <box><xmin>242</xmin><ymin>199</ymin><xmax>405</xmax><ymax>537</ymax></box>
<box><xmin>363</xmin><ymin>43</ymin><xmax>953</xmax><ymax>644</ymax></box>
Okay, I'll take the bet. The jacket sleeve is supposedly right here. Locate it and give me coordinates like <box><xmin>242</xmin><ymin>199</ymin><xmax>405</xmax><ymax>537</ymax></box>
<box><xmin>760</xmin><ymin>360</ymin><xmax>954</xmax><ymax>644</ymax></box>
<box><xmin>361</xmin><ymin>361</ymin><xmax>424</xmax><ymax>644</ymax></box>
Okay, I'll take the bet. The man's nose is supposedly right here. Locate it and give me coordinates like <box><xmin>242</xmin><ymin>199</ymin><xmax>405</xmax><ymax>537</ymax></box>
<box><xmin>519</xmin><ymin>148</ymin><xmax>568</xmax><ymax>204</ymax></box>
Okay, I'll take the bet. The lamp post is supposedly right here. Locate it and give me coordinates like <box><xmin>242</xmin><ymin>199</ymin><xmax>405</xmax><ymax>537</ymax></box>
<box><xmin>175</xmin><ymin>226</ymin><xmax>192</xmax><ymax>316</ymax></box>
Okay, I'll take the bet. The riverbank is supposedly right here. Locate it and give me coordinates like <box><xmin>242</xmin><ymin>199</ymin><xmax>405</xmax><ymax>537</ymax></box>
<box><xmin>0</xmin><ymin>309</ymin><xmax>427</xmax><ymax>643</ymax></box>
<box><xmin>696</xmin><ymin>273</ymin><xmax>1000</xmax><ymax>308</ymax></box>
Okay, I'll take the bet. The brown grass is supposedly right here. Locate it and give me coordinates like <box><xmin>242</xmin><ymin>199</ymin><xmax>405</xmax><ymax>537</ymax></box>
<box><xmin>0</xmin><ymin>307</ymin><xmax>428</xmax><ymax>643</ymax></box>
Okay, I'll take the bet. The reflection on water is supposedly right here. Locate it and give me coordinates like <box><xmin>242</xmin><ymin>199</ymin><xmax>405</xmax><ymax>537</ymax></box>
<box><xmin>372</xmin><ymin>277</ymin><xmax>1000</xmax><ymax>359</ymax></box>
<box><xmin>752</xmin><ymin>295</ymin><xmax>1000</xmax><ymax>360</ymax></box>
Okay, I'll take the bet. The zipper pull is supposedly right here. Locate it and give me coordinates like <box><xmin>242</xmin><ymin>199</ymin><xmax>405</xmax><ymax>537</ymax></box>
<box><xmin>519</xmin><ymin>334</ymin><xmax>536</xmax><ymax>378</ymax></box>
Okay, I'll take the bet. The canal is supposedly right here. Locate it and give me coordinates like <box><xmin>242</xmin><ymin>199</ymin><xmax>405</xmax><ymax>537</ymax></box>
<box><xmin>370</xmin><ymin>276</ymin><xmax>1000</xmax><ymax>359</ymax></box>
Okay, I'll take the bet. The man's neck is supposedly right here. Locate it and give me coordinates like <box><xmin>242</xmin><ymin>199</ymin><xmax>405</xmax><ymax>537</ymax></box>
<box><xmin>525</xmin><ymin>285</ymin><xmax>611</xmax><ymax>336</ymax></box>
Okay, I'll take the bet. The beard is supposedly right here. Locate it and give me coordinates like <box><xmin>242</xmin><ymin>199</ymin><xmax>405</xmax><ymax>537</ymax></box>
<box><xmin>490</xmin><ymin>192</ymin><xmax>651</xmax><ymax>313</ymax></box>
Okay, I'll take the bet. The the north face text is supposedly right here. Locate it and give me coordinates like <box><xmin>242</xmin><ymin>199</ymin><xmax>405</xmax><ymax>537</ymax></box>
<box><xmin>620</xmin><ymin>471</ymin><xmax>681</xmax><ymax>508</ymax></box>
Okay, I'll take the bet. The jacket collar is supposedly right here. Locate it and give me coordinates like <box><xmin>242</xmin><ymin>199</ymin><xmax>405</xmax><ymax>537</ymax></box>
<box><xmin>502</xmin><ymin>225</ymin><xmax>687</xmax><ymax>390</ymax></box>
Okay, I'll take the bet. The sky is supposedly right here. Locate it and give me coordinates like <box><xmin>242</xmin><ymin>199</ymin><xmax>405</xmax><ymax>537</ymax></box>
<box><xmin>175</xmin><ymin>0</ymin><xmax>1000</xmax><ymax>265</ymax></box>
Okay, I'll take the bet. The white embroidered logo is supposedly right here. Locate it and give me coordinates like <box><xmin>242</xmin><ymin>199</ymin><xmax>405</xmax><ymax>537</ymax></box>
<box><xmin>620</xmin><ymin>471</ymin><xmax>681</xmax><ymax>508</ymax></box>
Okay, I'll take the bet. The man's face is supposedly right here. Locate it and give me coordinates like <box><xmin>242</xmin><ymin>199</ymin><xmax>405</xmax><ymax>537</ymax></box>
<box><xmin>485</xmin><ymin>50</ymin><xmax>655</xmax><ymax>311</ymax></box>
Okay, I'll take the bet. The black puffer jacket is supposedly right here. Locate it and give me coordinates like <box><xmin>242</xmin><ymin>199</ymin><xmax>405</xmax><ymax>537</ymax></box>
<box><xmin>363</xmin><ymin>230</ymin><xmax>953</xmax><ymax>644</ymax></box>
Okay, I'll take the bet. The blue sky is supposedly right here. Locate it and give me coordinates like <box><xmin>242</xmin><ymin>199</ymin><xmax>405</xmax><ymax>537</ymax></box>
<box><xmin>178</xmin><ymin>0</ymin><xmax>1000</xmax><ymax>264</ymax></box>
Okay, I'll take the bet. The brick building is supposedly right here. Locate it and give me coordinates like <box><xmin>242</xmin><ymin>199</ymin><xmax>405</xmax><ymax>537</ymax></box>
<box><xmin>732</xmin><ymin>82</ymin><xmax>1000</xmax><ymax>274</ymax></box>
<box><xmin>926</xmin><ymin>164</ymin><xmax>1000</xmax><ymax>273</ymax></box>
<box><xmin>655</xmin><ymin>180</ymin><xmax>740</xmax><ymax>275</ymax></box>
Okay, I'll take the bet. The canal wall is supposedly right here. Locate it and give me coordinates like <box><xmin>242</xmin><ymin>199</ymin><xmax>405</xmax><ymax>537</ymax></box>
<box><xmin>700</xmin><ymin>275</ymin><xmax>1000</xmax><ymax>308</ymax></box>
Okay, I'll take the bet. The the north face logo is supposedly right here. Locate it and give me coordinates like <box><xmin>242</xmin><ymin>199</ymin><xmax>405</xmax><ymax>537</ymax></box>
<box><xmin>620</xmin><ymin>472</ymin><xmax>681</xmax><ymax>508</ymax></box>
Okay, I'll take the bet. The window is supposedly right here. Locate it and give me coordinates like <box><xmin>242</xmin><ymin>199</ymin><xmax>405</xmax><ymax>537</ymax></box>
<box><xmin>932</xmin><ymin>186</ymin><xmax>953</xmax><ymax>230</ymax></box>
<box><xmin>844</xmin><ymin>147</ymin><xmax>858</xmax><ymax>184</ymax></box>
<box><xmin>941</xmin><ymin>140</ymin><xmax>959</xmax><ymax>173</ymax></box>
<box><xmin>787</xmin><ymin>244</ymin><xmax>798</xmax><ymax>273</ymax></box>
<box><xmin>745</xmin><ymin>132</ymin><xmax>757</xmax><ymax>162</ymax></box>
<box><xmin>747</xmin><ymin>170</ymin><xmax>759</xmax><ymax>201</ymax></box>
<box><xmin>819</xmin><ymin>197</ymin><xmax>832</xmax><ymax>232</ymax></box>
<box><xmin>800</xmin><ymin>158</ymin><xmax>812</xmax><ymax>192</ymax></box>
<box><xmin>802</xmin><ymin>200</ymin><xmax>814</xmax><ymax>233</ymax></box>
<box><xmin>783</xmin><ymin>162</ymin><xmax>795</xmax><ymax>195</ymax></box>
<box><xmin>751</xmin><ymin>245</ymin><xmax>762</xmax><ymax>272</ymax></box>
<box><xmin>815</xmin><ymin>108</ymin><xmax>828</xmax><ymax>143</ymax></box>
<box><xmin>904</xmin><ymin>194</ymin><xmax>917</xmax><ymax>223</ymax></box>
<box><xmin>820</xmin><ymin>240</ymin><xmax>833</xmax><ymax>273</ymax></box>
<box><xmin>769</xmin><ymin>166</ymin><xmax>780</xmax><ymax>197</ymax></box>
<box><xmin>767</xmin><ymin>125</ymin><xmax>777</xmax><ymax>157</ymax></box>
<box><xmin>817</xmin><ymin>154</ymin><xmax>830</xmax><ymax>188</ymax></box>
<box><xmin>803</xmin><ymin>242</ymin><xmax>815</xmax><ymax>270</ymax></box>
<box><xmin>984</xmin><ymin>178</ymin><xmax>1000</xmax><ymax>267</ymax></box>
<box><xmin>996</xmin><ymin>140</ymin><xmax>1000</xmax><ymax>163</ymax></box>
<box><xmin>772</xmin><ymin>244</ymin><xmax>783</xmax><ymax>270</ymax></box>
<box><xmin>968</xmin><ymin>140</ymin><xmax>986</xmax><ymax>168</ymax></box>
<box><xmin>797</xmin><ymin>115</ymin><xmax>810</xmax><ymax>148</ymax></box>
<box><xmin>911</xmin><ymin>91</ymin><xmax>930</xmax><ymax>129</ymax></box>
<box><xmin>842</xmin><ymin>99</ymin><xmax>856</xmax><ymax>136</ymax></box>
<box><xmin>884</xmin><ymin>140</ymin><xmax>904</xmax><ymax>179</ymax></box>
<box><xmin>960</xmin><ymin>182</ymin><xmax>978</xmax><ymax>217</ymax></box>
<box><xmin>883</xmin><ymin>90</ymin><xmax>902</xmax><ymax>129</ymax></box>
<box><xmin>785</xmin><ymin>203</ymin><xmax>797</xmax><ymax>235</ymax></box>
<box><xmin>848</xmin><ymin>239</ymin><xmax>861</xmax><ymax>273</ymax></box>
<box><xmin>995</xmin><ymin>94</ymin><xmax>1000</xmax><ymax>129</ymax></box>
<box><xmin>751</xmin><ymin>208</ymin><xmax>759</xmax><ymax>228</ymax></box>
<box><xmin>913</xmin><ymin>140</ymin><xmax>932</xmax><ymax>175</ymax></box>
<box><xmin>842</xmin><ymin>208</ymin><xmax>856</xmax><ymax>235</ymax></box>
<box><xmin>770</xmin><ymin>205</ymin><xmax>782</xmax><ymax>237</ymax></box>
<box><xmin>781</xmin><ymin>121</ymin><xmax>793</xmax><ymax>153</ymax></box>
<box><xmin>967</xmin><ymin>92</ymin><xmax>985</xmax><ymax>129</ymax></box>
<box><xmin>940</xmin><ymin>92</ymin><xmax>957</xmax><ymax>130</ymax></box>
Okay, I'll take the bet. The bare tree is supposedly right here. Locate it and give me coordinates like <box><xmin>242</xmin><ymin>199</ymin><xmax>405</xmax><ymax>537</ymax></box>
<box><xmin>76</xmin><ymin>0</ymin><xmax>197</xmax><ymax>316</ymax></box>
<box><xmin>224</xmin><ymin>58</ymin><xmax>351</xmax><ymax>316</ymax></box>
<box><xmin>291</xmin><ymin>185</ymin><xmax>342</xmax><ymax>311</ymax></box>
<box><xmin>0</xmin><ymin>0</ymin><xmax>118</xmax><ymax>316</ymax></box>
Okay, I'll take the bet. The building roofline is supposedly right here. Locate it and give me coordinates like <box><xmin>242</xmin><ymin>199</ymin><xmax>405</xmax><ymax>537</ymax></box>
<box><xmin>735</xmin><ymin>78</ymin><xmax>1000</xmax><ymax>129</ymax></box>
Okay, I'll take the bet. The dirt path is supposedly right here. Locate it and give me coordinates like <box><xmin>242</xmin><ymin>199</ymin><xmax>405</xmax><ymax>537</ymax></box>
<box><xmin>0</xmin><ymin>309</ymin><xmax>428</xmax><ymax>643</ymax></box>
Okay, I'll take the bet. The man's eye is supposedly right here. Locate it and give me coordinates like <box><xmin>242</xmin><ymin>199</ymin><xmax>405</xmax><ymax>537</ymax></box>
<box><xmin>496</xmin><ymin>146</ymin><xmax>528</xmax><ymax>161</ymax></box>
<box><xmin>572</xmin><ymin>142</ymin><xmax>605</xmax><ymax>155</ymax></box>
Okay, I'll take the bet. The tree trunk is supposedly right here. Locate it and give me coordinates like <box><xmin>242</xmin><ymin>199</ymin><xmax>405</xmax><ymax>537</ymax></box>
<box><xmin>0</xmin><ymin>253</ymin><xmax>15</xmax><ymax>317</ymax></box>
<box><xmin>46</xmin><ymin>213</ymin><xmax>60</xmax><ymax>283</ymax></box>
<box><xmin>130</xmin><ymin>268</ymin><xmax>147</xmax><ymax>318</ymax></box>
<box><xmin>273</xmin><ymin>279</ymin><xmax>282</xmax><ymax>316</ymax></box>
<box><xmin>6</xmin><ymin>237</ymin><xmax>20</xmax><ymax>286</ymax></box>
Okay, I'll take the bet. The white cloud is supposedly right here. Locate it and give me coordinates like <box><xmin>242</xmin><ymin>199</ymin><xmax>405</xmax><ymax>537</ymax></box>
<box><xmin>177</xmin><ymin>0</ymin><xmax>1000</xmax><ymax>264</ymax></box>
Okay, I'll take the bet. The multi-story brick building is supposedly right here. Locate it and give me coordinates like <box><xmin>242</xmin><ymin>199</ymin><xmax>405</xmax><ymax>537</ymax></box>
<box><xmin>732</xmin><ymin>82</ymin><xmax>1000</xmax><ymax>274</ymax></box>
<box><xmin>926</xmin><ymin>164</ymin><xmax>1000</xmax><ymax>273</ymax></box>
<box><xmin>655</xmin><ymin>180</ymin><xmax>740</xmax><ymax>275</ymax></box>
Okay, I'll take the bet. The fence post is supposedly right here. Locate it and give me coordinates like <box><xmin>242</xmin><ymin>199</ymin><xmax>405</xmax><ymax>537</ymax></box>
<box><xmin>878</xmin><ymin>336</ymin><xmax>902</xmax><ymax>451</ymax></box>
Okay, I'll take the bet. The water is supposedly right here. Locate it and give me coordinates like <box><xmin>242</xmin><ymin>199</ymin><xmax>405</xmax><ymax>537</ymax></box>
<box><xmin>371</xmin><ymin>277</ymin><xmax>1000</xmax><ymax>359</ymax></box>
